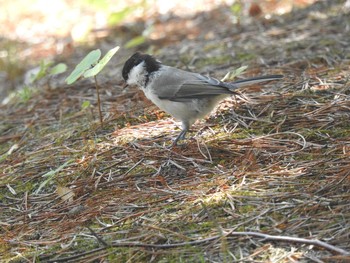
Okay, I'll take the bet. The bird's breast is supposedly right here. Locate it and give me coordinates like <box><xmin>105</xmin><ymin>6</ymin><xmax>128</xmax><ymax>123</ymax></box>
<box><xmin>143</xmin><ymin>88</ymin><xmax>188</xmax><ymax>120</ymax></box>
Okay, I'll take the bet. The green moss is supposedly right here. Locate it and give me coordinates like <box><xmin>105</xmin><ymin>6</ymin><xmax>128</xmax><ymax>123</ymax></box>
<box><xmin>237</xmin><ymin>204</ymin><xmax>256</xmax><ymax>214</ymax></box>
<box><xmin>301</xmin><ymin>126</ymin><xmax>350</xmax><ymax>142</ymax></box>
<box><xmin>318</xmin><ymin>38</ymin><xmax>337</xmax><ymax>47</ymax></box>
<box><xmin>202</xmin><ymin>43</ymin><xmax>226</xmax><ymax>53</ymax></box>
<box><xmin>231</xmin><ymin>190</ymin><xmax>258</xmax><ymax>197</ymax></box>
<box><xmin>40</xmin><ymin>236</ymin><xmax>99</xmax><ymax>261</ymax></box>
<box><xmin>156</xmin><ymin>252</ymin><xmax>206</xmax><ymax>263</ymax></box>
<box><xmin>195</xmin><ymin>55</ymin><xmax>231</xmax><ymax>68</ymax></box>
<box><xmin>0</xmin><ymin>180</ymin><xmax>36</xmax><ymax>202</ymax></box>
<box><xmin>106</xmin><ymin>247</ymin><xmax>131</xmax><ymax>262</ymax></box>
<box><xmin>0</xmin><ymin>242</ymin><xmax>12</xmax><ymax>262</ymax></box>
<box><xmin>235</xmin><ymin>52</ymin><xmax>256</xmax><ymax>61</ymax></box>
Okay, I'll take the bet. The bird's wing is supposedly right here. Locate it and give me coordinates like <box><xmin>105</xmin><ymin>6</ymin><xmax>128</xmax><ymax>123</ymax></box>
<box><xmin>153</xmin><ymin>67</ymin><xmax>283</xmax><ymax>102</ymax></box>
<box><xmin>154</xmin><ymin>68</ymin><xmax>236</xmax><ymax>102</ymax></box>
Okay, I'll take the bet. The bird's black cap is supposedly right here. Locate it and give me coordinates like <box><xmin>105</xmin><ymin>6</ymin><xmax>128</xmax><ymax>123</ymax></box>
<box><xmin>122</xmin><ymin>52</ymin><xmax>161</xmax><ymax>81</ymax></box>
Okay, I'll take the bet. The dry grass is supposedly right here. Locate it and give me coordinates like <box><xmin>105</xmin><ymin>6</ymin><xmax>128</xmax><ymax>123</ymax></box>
<box><xmin>1</xmin><ymin>0</ymin><xmax>350</xmax><ymax>262</ymax></box>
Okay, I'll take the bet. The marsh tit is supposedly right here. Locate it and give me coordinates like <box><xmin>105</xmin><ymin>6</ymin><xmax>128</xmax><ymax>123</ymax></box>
<box><xmin>122</xmin><ymin>52</ymin><xmax>283</xmax><ymax>144</ymax></box>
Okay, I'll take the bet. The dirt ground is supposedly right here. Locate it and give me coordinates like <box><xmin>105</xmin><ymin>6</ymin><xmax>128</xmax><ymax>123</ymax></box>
<box><xmin>1</xmin><ymin>0</ymin><xmax>350</xmax><ymax>262</ymax></box>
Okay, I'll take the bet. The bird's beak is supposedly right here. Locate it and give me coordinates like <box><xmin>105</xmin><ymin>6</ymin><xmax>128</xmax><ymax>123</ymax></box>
<box><xmin>122</xmin><ymin>82</ymin><xmax>129</xmax><ymax>89</ymax></box>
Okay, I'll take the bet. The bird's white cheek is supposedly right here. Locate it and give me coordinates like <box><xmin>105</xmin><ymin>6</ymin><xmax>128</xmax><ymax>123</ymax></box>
<box><xmin>127</xmin><ymin>62</ymin><xmax>146</xmax><ymax>87</ymax></box>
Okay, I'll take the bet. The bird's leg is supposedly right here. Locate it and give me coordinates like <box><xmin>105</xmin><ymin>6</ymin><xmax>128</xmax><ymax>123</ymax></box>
<box><xmin>173</xmin><ymin>129</ymin><xmax>187</xmax><ymax>145</ymax></box>
<box><xmin>172</xmin><ymin>122</ymin><xmax>189</xmax><ymax>145</ymax></box>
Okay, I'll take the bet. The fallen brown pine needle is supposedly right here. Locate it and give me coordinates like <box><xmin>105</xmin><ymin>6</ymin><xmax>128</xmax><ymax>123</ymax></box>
<box><xmin>43</xmin><ymin>230</ymin><xmax>349</xmax><ymax>262</ymax></box>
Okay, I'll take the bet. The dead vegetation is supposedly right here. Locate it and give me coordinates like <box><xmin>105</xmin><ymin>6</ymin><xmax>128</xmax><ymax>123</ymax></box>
<box><xmin>1</xmin><ymin>0</ymin><xmax>350</xmax><ymax>262</ymax></box>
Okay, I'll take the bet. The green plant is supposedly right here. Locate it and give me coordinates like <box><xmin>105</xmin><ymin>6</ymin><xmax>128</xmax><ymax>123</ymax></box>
<box><xmin>65</xmin><ymin>46</ymin><xmax>120</xmax><ymax>126</ymax></box>
<box><xmin>17</xmin><ymin>86</ymin><xmax>33</xmax><ymax>102</ymax></box>
<box><xmin>221</xmin><ymin>65</ymin><xmax>248</xmax><ymax>81</ymax></box>
<box><xmin>29</xmin><ymin>60</ymin><xmax>67</xmax><ymax>84</ymax></box>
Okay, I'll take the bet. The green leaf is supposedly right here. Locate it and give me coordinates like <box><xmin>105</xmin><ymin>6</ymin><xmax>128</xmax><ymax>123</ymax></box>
<box><xmin>83</xmin><ymin>0</ymin><xmax>109</xmax><ymax>10</ymax></box>
<box><xmin>108</xmin><ymin>7</ymin><xmax>133</xmax><ymax>26</ymax></box>
<box><xmin>65</xmin><ymin>49</ymin><xmax>101</xmax><ymax>85</ymax></box>
<box><xmin>83</xmin><ymin>46</ymin><xmax>120</xmax><ymax>78</ymax></box>
<box><xmin>231</xmin><ymin>3</ymin><xmax>242</xmax><ymax>15</ymax></box>
<box><xmin>50</xmin><ymin>63</ymin><xmax>67</xmax><ymax>76</ymax></box>
<box><xmin>81</xmin><ymin>100</ymin><xmax>91</xmax><ymax>110</ymax></box>
<box><xmin>221</xmin><ymin>66</ymin><xmax>248</xmax><ymax>82</ymax></box>
<box><xmin>17</xmin><ymin>86</ymin><xmax>33</xmax><ymax>102</ymax></box>
<box><xmin>35</xmin><ymin>160</ymin><xmax>73</xmax><ymax>194</ymax></box>
<box><xmin>233</xmin><ymin>65</ymin><xmax>248</xmax><ymax>77</ymax></box>
<box><xmin>125</xmin><ymin>35</ymin><xmax>146</xmax><ymax>49</ymax></box>
<box><xmin>30</xmin><ymin>61</ymin><xmax>53</xmax><ymax>83</ymax></box>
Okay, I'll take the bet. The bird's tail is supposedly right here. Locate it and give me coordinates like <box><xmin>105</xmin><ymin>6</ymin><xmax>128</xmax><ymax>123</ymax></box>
<box><xmin>229</xmin><ymin>75</ymin><xmax>283</xmax><ymax>88</ymax></box>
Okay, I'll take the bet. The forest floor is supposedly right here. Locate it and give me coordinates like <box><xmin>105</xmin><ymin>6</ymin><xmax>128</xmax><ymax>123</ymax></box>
<box><xmin>1</xmin><ymin>0</ymin><xmax>350</xmax><ymax>262</ymax></box>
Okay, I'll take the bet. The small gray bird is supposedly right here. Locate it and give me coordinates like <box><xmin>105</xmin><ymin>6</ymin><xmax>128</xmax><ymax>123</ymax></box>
<box><xmin>122</xmin><ymin>52</ymin><xmax>283</xmax><ymax>144</ymax></box>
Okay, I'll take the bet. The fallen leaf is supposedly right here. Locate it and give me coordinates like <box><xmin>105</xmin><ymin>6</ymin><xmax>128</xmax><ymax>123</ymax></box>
<box><xmin>56</xmin><ymin>186</ymin><xmax>75</xmax><ymax>202</ymax></box>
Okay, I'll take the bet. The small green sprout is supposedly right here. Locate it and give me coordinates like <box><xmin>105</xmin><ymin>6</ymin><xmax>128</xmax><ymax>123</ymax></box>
<box><xmin>65</xmin><ymin>46</ymin><xmax>120</xmax><ymax>126</ymax></box>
